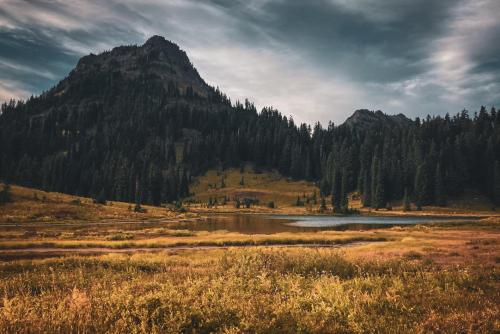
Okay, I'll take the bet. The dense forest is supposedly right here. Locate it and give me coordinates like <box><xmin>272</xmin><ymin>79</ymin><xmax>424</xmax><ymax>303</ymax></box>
<box><xmin>1</xmin><ymin>36</ymin><xmax>499</xmax><ymax>209</ymax></box>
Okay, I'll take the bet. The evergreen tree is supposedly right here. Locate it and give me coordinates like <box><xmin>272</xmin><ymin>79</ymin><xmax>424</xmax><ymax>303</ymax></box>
<box><xmin>319</xmin><ymin>197</ymin><xmax>327</xmax><ymax>212</ymax></box>
<box><xmin>331</xmin><ymin>169</ymin><xmax>341</xmax><ymax>212</ymax></box>
<box><xmin>374</xmin><ymin>160</ymin><xmax>386</xmax><ymax>209</ymax></box>
<box><xmin>362</xmin><ymin>170</ymin><xmax>371</xmax><ymax>207</ymax></box>
<box><xmin>114</xmin><ymin>163</ymin><xmax>129</xmax><ymax>202</ymax></box>
<box><xmin>290</xmin><ymin>144</ymin><xmax>303</xmax><ymax>179</ymax></box>
<box><xmin>340</xmin><ymin>170</ymin><xmax>349</xmax><ymax>212</ymax></box>
<box><xmin>403</xmin><ymin>188</ymin><xmax>411</xmax><ymax>211</ymax></box>
<box><xmin>370</xmin><ymin>153</ymin><xmax>378</xmax><ymax>208</ymax></box>
<box><xmin>414</xmin><ymin>164</ymin><xmax>424</xmax><ymax>210</ymax></box>
<box><xmin>0</xmin><ymin>184</ymin><xmax>12</xmax><ymax>204</ymax></box>
<box><xmin>134</xmin><ymin>177</ymin><xmax>143</xmax><ymax>211</ymax></box>
<box><xmin>494</xmin><ymin>161</ymin><xmax>500</xmax><ymax>206</ymax></box>
<box><xmin>179</xmin><ymin>169</ymin><xmax>189</xmax><ymax>198</ymax></box>
<box><xmin>434</xmin><ymin>163</ymin><xmax>446</xmax><ymax>206</ymax></box>
<box><xmin>95</xmin><ymin>188</ymin><xmax>107</xmax><ymax>205</ymax></box>
<box><xmin>149</xmin><ymin>165</ymin><xmax>163</xmax><ymax>206</ymax></box>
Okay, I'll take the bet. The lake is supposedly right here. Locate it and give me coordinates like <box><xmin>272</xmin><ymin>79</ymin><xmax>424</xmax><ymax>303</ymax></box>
<box><xmin>170</xmin><ymin>214</ymin><xmax>476</xmax><ymax>234</ymax></box>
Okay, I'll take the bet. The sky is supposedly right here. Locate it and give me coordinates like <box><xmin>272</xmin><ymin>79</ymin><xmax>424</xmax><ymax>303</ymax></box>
<box><xmin>0</xmin><ymin>0</ymin><xmax>499</xmax><ymax>125</ymax></box>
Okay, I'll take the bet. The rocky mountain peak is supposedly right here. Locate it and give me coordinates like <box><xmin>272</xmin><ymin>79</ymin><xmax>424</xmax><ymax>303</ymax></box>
<box><xmin>344</xmin><ymin>109</ymin><xmax>412</xmax><ymax>128</ymax></box>
<box><xmin>143</xmin><ymin>35</ymin><xmax>177</xmax><ymax>49</ymax></box>
<box><xmin>55</xmin><ymin>35</ymin><xmax>211</xmax><ymax>97</ymax></box>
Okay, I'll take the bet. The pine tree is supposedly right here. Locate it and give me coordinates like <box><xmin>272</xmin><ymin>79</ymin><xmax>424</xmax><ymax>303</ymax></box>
<box><xmin>290</xmin><ymin>144</ymin><xmax>303</xmax><ymax>179</ymax></box>
<box><xmin>331</xmin><ymin>169</ymin><xmax>341</xmax><ymax>212</ymax></box>
<box><xmin>179</xmin><ymin>169</ymin><xmax>189</xmax><ymax>198</ymax></box>
<box><xmin>370</xmin><ymin>153</ymin><xmax>378</xmax><ymax>208</ymax></box>
<box><xmin>374</xmin><ymin>160</ymin><xmax>386</xmax><ymax>209</ymax></box>
<box><xmin>114</xmin><ymin>162</ymin><xmax>129</xmax><ymax>202</ymax></box>
<box><xmin>403</xmin><ymin>188</ymin><xmax>411</xmax><ymax>211</ymax></box>
<box><xmin>134</xmin><ymin>177</ymin><xmax>143</xmax><ymax>211</ymax></box>
<box><xmin>0</xmin><ymin>184</ymin><xmax>12</xmax><ymax>204</ymax></box>
<box><xmin>494</xmin><ymin>161</ymin><xmax>500</xmax><ymax>206</ymax></box>
<box><xmin>434</xmin><ymin>163</ymin><xmax>446</xmax><ymax>206</ymax></box>
<box><xmin>414</xmin><ymin>164</ymin><xmax>424</xmax><ymax>210</ymax></box>
<box><xmin>149</xmin><ymin>165</ymin><xmax>163</xmax><ymax>206</ymax></box>
<box><xmin>95</xmin><ymin>188</ymin><xmax>107</xmax><ymax>205</ymax></box>
<box><xmin>319</xmin><ymin>197</ymin><xmax>327</xmax><ymax>212</ymax></box>
<box><xmin>340</xmin><ymin>170</ymin><xmax>349</xmax><ymax>212</ymax></box>
<box><xmin>362</xmin><ymin>170</ymin><xmax>371</xmax><ymax>207</ymax></box>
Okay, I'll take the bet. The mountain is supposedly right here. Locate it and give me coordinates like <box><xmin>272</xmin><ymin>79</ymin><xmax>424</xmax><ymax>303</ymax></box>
<box><xmin>52</xmin><ymin>35</ymin><xmax>212</xmax><ymax>99</ymax></box>
<box><xmin>1</xmin><ymin>36</ymin><xmax>499</xmax><ymax>208</ymax></box>
<box><xmin>344</xmin><ymin>109</ymin><xmax>412</xmax><ymax>128</ymax></box>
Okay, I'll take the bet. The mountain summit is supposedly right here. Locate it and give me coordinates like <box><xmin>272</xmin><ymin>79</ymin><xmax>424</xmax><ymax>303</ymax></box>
<box><xmin>53</xmin><ymin>35</ymin><xmax>211</xmax><ymax>98</ymax></box>
<box><xmin>344</xmin><ymin>109</ymin><xmax>412</xmax><ymax>128</ymax></box>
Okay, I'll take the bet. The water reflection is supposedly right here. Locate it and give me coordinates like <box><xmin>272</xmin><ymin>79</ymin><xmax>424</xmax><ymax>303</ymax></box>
<box><xmin>170</xmin><ymin>214</ymin><xmax>475</xmax><ymax>235</ymax></box>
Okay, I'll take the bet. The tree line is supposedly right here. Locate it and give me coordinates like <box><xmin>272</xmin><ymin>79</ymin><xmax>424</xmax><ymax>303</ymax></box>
<box><xmin>1</xmin><ymin>69</ymin><xmax>499</xmax><ymax>208</ymax></box>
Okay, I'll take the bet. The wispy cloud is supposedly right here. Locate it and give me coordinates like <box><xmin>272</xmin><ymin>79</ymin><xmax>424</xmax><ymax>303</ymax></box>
<box><xmin>0</xmin><ymin>0</ymin><xmax>498</xmax><ymax>123</ymax></box>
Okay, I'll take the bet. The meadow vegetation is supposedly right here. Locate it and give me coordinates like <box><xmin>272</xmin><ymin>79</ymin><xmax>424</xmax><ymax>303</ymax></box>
<box><xmin>0</xmin><ymin>248</ymin><xmax>498</xmax><ymax>333</ymax></box>
<box><xmin>0</xmin><ymin>184</ymin><xmax>499</xmax><ymax>332</ymax></box>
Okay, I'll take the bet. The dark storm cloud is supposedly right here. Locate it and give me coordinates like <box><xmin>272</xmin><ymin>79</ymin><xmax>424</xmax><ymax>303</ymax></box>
<box><xmin>208</xmin><ymin>0</ymin><xmax>457</xmax><ymax>82</ymax></box>
<box><xmin>0</xmin><ymin>0</ymin><xmax>499</xmax><ymax>123</ymax></box>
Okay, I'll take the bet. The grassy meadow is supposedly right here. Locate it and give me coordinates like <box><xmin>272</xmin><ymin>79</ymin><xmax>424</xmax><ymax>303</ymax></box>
<box><xmin>0</xmin><ymin>249</ymin><xmax>498</xmax><ymax>333</ymax></box>
<box><xmin>0</xmin><ymin>182</ymin><xmax>499</xmax><ymax>332</ymax></box>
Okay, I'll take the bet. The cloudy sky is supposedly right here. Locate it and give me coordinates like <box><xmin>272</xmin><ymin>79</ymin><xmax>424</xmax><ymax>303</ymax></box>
<box><xmin>1</xmin><ymin>0</ymin><xmax>499</xmax><ymax>124</ymax></box>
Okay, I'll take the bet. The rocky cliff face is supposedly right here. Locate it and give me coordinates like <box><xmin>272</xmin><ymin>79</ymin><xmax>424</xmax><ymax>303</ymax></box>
<box><xmin>344</xmin><ymin>109</ymin><xmax>412</xmax><ymax>128</ymax></box>
<box><xmin>52</xmin><ymin>35</ymin><xmax>211</xmax><ymax>98</ymax></box>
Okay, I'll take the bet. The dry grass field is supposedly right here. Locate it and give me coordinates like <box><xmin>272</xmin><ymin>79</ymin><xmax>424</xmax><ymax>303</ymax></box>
<box><xmin>0</xmin><ymin>248</ymin><xmax>498</xmax><ymax>333</ymax></box>
<box><xmin>0</xmin><ymin>182</ymin><xmax>499</xmax><ymax>332</ymax></box>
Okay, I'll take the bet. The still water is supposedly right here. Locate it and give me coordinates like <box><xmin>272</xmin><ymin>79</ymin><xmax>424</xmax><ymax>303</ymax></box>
<box><xmin>170</xmin><ymin>214</ymin><xmax>475</xmax><ymax>234</ymax></box>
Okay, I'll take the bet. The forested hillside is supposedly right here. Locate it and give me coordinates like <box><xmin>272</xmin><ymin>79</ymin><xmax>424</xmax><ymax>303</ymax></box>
<box><xmin>1</xmin><ymin>36</ymin><xmax>499</xmax><ymax>209</ymax></box>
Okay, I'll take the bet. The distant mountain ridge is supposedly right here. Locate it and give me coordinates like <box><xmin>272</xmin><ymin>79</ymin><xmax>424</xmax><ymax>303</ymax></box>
<box><xmin>344</xmin><ymin>109</ymin><xmax>412</xmax><ymax>128</ymax></box>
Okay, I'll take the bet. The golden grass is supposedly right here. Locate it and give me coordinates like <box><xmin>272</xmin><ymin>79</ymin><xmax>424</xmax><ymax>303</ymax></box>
<box><xmin>0</xmin><ymin>249</ymin><xmax>498</xmax><ymax>333</ymax></box>
<box><xmin>0</xmin><ymin>184</ymin><xmax>197</xmax><ymax>225</ymax></box>
<box><xmin>0</xmin><ymin>231</ymin><xmax>387</xmax><ymax>249</ymax></box>
<box><xmin>188</xmin><ymin>167</ymin><xmax>320</xmax><ymax>213</ymax></box>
